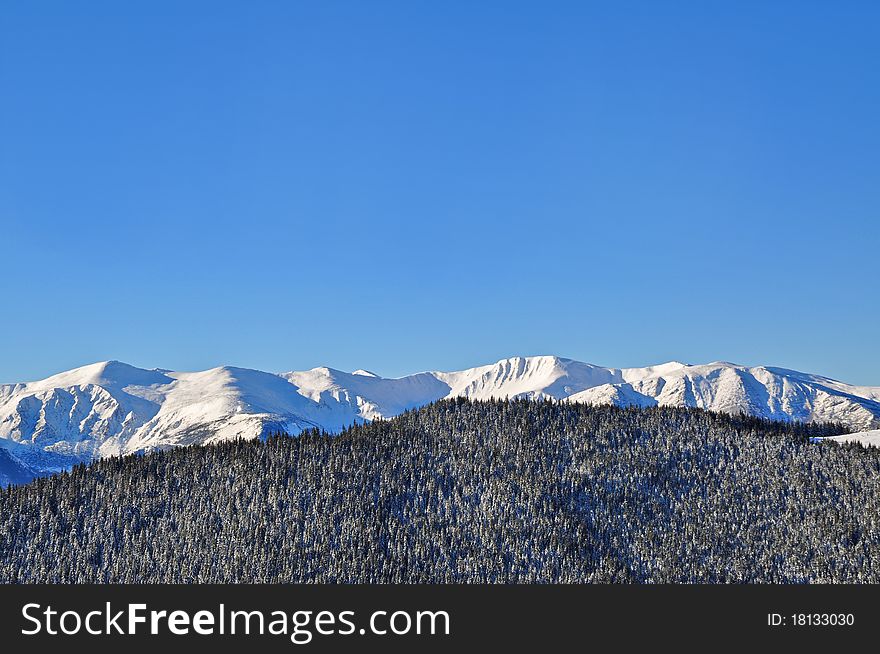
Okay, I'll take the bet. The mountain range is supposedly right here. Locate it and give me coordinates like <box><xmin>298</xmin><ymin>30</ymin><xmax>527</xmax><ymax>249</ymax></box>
<box><xmin>1</xmin><ymin>355</ymin><xmax>879</xmax><ymax>484</ymax></box>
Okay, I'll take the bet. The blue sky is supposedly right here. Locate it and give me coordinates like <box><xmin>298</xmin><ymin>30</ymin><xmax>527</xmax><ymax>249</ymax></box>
<box><xmin>2</xmin><ymin>1</ymin><xmax>878</xmax><ymax>384</ymax></box>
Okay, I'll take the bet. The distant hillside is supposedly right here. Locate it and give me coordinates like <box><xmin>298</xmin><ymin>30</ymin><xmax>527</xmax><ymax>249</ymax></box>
<box><xmin>0</xmin><ymin>450</ymin><xmax>37</xmax><ymax>488</ymax></box>
<box><xmin>2</xmin><ymin>400</ymin><xmax>877</xmax><ymax>583</ymax></box>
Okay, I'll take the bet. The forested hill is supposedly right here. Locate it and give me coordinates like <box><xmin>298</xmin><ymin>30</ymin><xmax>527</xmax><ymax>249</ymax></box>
<box><xmin>1</xmin><ymin>399</ymin><xmax>878</xmax><ymax>584</ymax></box>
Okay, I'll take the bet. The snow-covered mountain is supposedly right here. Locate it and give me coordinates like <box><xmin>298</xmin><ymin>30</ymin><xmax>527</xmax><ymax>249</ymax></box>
<box><xmin>2</xmin><ymin>356</ymin><xmax>879</xmax><ymax>483</ymax></box>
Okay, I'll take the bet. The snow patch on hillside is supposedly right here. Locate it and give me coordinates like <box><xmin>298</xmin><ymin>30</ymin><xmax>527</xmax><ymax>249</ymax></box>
<box><xmin>823</xmin><ymin>430</ymin><xmax>880</xmax><ymax>448</ymax></box>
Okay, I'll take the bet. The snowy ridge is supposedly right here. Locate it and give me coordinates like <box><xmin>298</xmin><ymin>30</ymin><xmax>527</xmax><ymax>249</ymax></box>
<box><xmin>1</xmin><ymin>355</ymin><xmax>879</xmax><ymax>482</ymax></box>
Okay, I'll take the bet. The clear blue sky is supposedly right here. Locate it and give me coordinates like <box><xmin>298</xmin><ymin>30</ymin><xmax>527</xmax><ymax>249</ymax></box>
<box><xmin>2</xmin><ymin>1</ymin><xmax>878</xmax><ymax>384</ymax></box>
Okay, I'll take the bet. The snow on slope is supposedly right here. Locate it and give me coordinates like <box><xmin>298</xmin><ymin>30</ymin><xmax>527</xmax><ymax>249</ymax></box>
<box><xmin>1</xmin><ymin>355</ymin><xmax>879</xmax><ymax>482</ymax></box>
<box><xmin>281</xmin><ymin>366</ymin><xmax>450</xmax><ymax>428</ymax></box>
<box><xmin>823</xmin><ymin>430</ymin><xmax>880</xmax><ymax>448</ymax></box>
<box><xmin>0</xmin><ymin>361</ymin><xmax>173</xmax><ymax>471</ymax></box>
<box><xmin>433</xmin><ymin>356</ymin><xmax>623</xmax><ymax>400</ymax></box>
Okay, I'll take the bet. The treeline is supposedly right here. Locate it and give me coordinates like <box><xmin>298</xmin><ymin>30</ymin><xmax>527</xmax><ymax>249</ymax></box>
<box><xmin>0</xmin><ymin>399</ymin><xmax>877</xmax><ymax>583</ymax></box>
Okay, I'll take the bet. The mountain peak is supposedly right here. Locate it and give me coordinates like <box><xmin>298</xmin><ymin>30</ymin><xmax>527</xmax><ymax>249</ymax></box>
<box><xmin>352</xmin><ymin>369</ymin><xmax>379</xmax><ymax>377</ymax></box>
<box><xmin>33</xmin><ymin>360</ymin><xmax>171</xmax><ymax>390</ymax></box>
